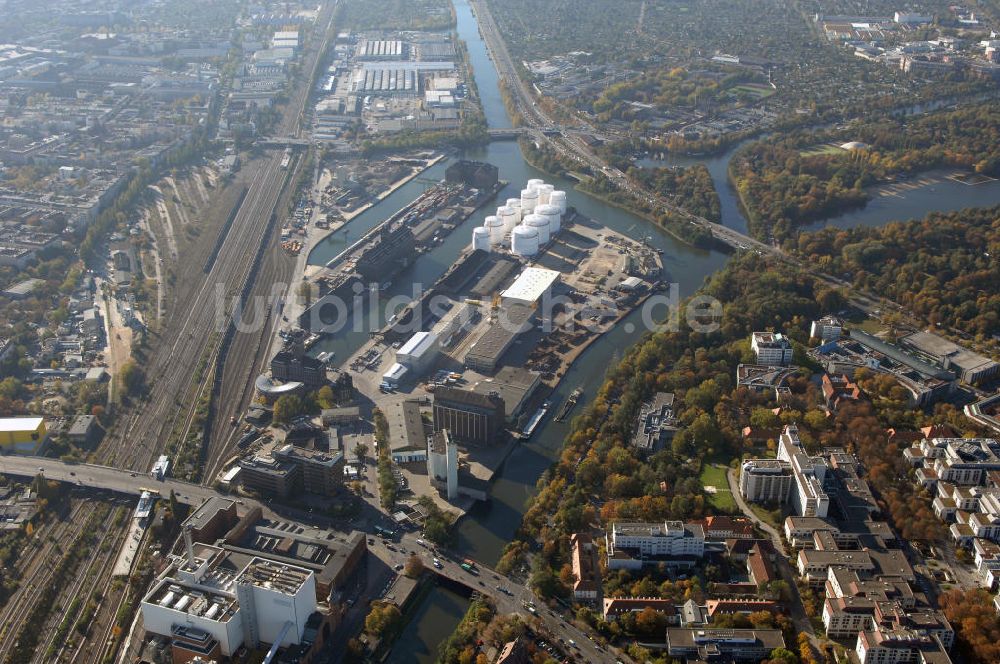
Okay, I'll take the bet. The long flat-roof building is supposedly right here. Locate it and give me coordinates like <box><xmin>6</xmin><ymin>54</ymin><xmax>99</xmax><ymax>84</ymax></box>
<box><xmin>606</xmin><ymin>521</ymin><xmax>705</xmax><ymax>569</ymax></box>
<box><xmin>901</xmin><ymin>330</ymin><xmax>1000</xmax><ymax>385</ymax></box>
<box><xmin>500</xmin><ymin>267</ymin><xmax>560</xmax><ymax>308</ymax></box>
<box><xmin>665</xmin><ymin>628</ymin><xmax>785</xmax><ymax>662</ymax></box>
<box><xmin>356</xmin><ymin>39</ymin><xmax>404</xmax><ymax>60</ymax></box>
<box><xmin>777</xmin><ymin>425</ymin><xmax>831</xmax><ymax>518</ymax></box>
<box><xmin>570</xmin><ymin>533</ymin><xmax>600</xmax><ymax>600</ymax></box>
<box><xmin>395</xmin><ymin>331</ymin><xmax>439</xmax><ymax>375</ymax></box>
<box><xmin>464</xmin><ymin>304</ymin><xmax>534</xmax><ymax>373</ymax></box>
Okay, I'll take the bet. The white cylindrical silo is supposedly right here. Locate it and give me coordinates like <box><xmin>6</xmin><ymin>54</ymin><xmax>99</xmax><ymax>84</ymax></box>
<box><xmin>520</xmin><ymin>187</ymin><xmax>539</xmax><ymax>214</ymax></box>
<box><xmin>472</xmin><ymin>226</ymin><xmax>491</xmax><ymax>252</ymax></box>
<box><xmin>549</xmin><ymin>190</ymin><xmax>567</xmax><ymax>214</ymax></box>
<box><xmin>527</xmin><ymin>178</ymin><xmax>545</xmax><ymax>192</ymax></box>
<box><xmin>511</xmin><ymin>225</ymin><xmax>539</xmax><ymax>257</ymax></box>
<box><xmin>536</xmin><ymin>183</ymin><xmax>554</xmax><ymax>205</ymax></box>
<box><xmin>506</xmin><ymin>198</ymin><xmax>522</xmax><ymax>223</ymax></box>
<box><xmin>524</xmin><ymin>214</ymin><xmax>550</xmax><ymax>245</ymax></box>
<box><xmin>535</xmin><ymin>203</ymin><xmax>561</xmax><ymax>234</ymax></box>
<box><xmin>497</xmin><ymin>205</ymin><xmax>517</xmax><ymax>233</ymax></box>
<box><xmin>484</xmin><ymin>215</ymin><xmax>504</xmax><ymax>244</ymax></box>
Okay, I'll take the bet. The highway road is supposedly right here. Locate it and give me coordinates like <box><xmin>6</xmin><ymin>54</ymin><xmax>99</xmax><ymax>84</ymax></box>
<box><xmin>368</xmin><ymin>532</ymin><xmax>629</xmax><ymax>664</ymax></box>
<box><xmin>0</xmin><ymin>455</ymin><xmax>231</xmax><ymax>507</ymax></box>
<box><xmin>2</xmin><ymin>454</ymin><xmax>627</xmax><ymax>661</ymax></box>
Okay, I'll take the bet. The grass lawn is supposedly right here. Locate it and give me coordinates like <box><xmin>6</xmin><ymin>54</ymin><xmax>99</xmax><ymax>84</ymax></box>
<box><xmin>750</xmin><ymin>503</ymin><xmax>786</xmax><ymax>532</ymax></box>
<box><xmin>800</xmin><ymin>143</ymin><xmax>846</xmax><ymax>157</ymax></box>
<box><xmin>852</xmin><ymin>317</ymin><xmax>887</xmax><ymax>335</ymax></box>
<box><xmin>699</xmin><ymin>463</ymin><xmax>736</xmax><ymax>512</ymax></box>
<box><xmin>728</xmin><ymin>84</ymin><xmax>776</xmax><ymax>100</ymax></box>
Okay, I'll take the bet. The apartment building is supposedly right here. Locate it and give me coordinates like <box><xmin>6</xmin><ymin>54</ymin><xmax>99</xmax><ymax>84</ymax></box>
<box><xmin>751</xmin><ymin>331</ymin><xmax>794</xmax><ymax>366</ymax></box>
<box><xmin>570</xmin><ymin>533</ymin><xmax>601</xmax><ymax>601</ymax></box>
<box><xmin>777</xmin><ymin>425</ymin><xmax>831</xmax><ymax>518</ymax></box>
<box><xmin>739</xmin><ymin>459</ymin><xmax>794</xmax><ymax>503</ymax></box>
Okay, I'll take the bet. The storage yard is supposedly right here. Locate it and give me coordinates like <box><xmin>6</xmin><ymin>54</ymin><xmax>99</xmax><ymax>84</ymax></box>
<box><xmin>297</xmin><ymin>160</ymin><xmax>505</xmax><ymax>334</ymax></box>
<box><xmin>325</xmin><ymin>172</ymin><xmax>664</xmax><ymax>512</ymax></box>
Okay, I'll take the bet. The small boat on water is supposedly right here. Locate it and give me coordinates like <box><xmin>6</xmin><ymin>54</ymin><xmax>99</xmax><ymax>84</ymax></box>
<box><xmin>555</xmin><ymin>387</ymin><xmax>583</xmax><ymax>422</ymax></box>
<box><xmin>520</xmin><ymin>401</ymin><xmax>551</xmax><ymax>439</ymax></box>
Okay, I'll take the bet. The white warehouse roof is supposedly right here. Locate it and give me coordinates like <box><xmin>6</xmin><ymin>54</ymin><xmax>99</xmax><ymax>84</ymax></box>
<box><xmin>501</xmin><ymin>267</ymin><xmax>560</xmax><ymax>304</ymax></box>
<box><xmin>398</xmin><ymin>331</ymin><xmax>438</xmax><ymax>358</ymax></box>
<box><xmin>0</xmin><ymin>416</ymin><xmax>44</xmax><ymax>432</ymax></box>
<box><xmin>383</xmin><ymin>362</ymin><xmax>409</xmax><ymax>382</ymax></box>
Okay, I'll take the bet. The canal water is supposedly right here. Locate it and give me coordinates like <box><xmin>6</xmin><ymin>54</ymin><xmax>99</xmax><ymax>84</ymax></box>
<box><xmin>638</xmin><ymin>140</ymin><xmax>1000</xmax><ymax>238</ymax></box>
<box><xmin>383</xmin><ymin>584</ymin><xmax>471</xmax><ymax>664</ymax></box>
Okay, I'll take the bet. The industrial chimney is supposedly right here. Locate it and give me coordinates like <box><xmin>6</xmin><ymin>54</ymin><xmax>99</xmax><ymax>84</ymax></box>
<box><xmin>183</xmin><ymin>524</ymin><xmax>195</xmax><ymax>567</ymax></box>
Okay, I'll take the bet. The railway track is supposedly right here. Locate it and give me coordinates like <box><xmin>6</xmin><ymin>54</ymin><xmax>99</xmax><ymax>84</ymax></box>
<box><xmin>82</xmin><ymin>529</ymin><xmax>140</xmax><ymax>664</ymax></box>
<box><xmin>201</xmin><ymin>0</ymin><xmax>340</xmax><ymax>481</ymax></box>
<box><xmin>38</xmin><ymin>506</ymin><xmax>130</xmax><ymax>664</ymax></box>
<box><xmin>0</xmin><ymin>503</ymin><xmax>111</xmax><ymax>663</ymax></box>
<box><xmin>0</xmin><ymin>4</ymin><xmax>341</xmax><ymax>663</ymax></box>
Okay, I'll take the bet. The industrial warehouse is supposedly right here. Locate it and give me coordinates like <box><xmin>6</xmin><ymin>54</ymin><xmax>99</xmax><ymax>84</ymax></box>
<box><xmin>318</xmin><ymin>172</ymin><xmax>665</xmax><ymax>515</ymax></box>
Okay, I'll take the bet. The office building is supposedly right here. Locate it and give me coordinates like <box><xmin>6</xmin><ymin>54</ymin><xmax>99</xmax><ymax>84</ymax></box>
<box><xmin>432</xmin><ymin>387</ymin><xmax>505</xmax><ymax>446</ymax></box>
<box><xmin>238</xmin><ymin>442</ymin><xmax>343</xmax><ymax>498</ymax></box>
<box><xmin>665</xmin><ymin>628</ymin><xmax>785</xmax><ymax>662</ymax></box>
<box><xmin>273</xmin><ymin>444</ymin><xmax>343</xmax><ymax>497</ymax></box>
<box><xmin>811</xmin><ymin>315</ymin><xmax>844</xmax><ymax>342</ymax></box>
<box><xmin>271</xmin><ymin>344</ymin><xmax>326</xmax><ymax>387</ymax></box>
<box><xmin>739</xmin><ymin>459</ymin><xmax>794</xmax><ymax>503</ymax></box>
<box><xmin>606</xmin><ymin>521</ymin><xmax>705</xmax><ymax>569</ymax></box>
<box><xmin>751</xmin><ymin>331</ymin><xmax>794</xmax><ymax>366</ymax></box>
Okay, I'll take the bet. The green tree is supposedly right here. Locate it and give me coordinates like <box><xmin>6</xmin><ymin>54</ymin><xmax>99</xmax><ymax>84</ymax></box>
<box><xmin>118</xmin><ymin>361</ymin><xmax>145</xmax><ymax>396</ymax></box>
<box><xmin>364</xmin><ymin>602</ymin><xmax>402</xmax><ymax>637</ymax></box>
<box><xmin>0</xmin><ymin>377</ymin><xmax>25</xmax><ymax>401</ymax></box>
<box><xmin>315</xmin><ymin>385</ymin><xmax>335</xmax><ymax>409</ymax></box>
<box><xmin>273</xmin><ymin>394</ymin><xmax>304</xmax><ymax>423</ymax></box>
<box><xmin>750</xmin><ymin>407</ymin><xmax>780</xmax><ymax>430</ymax></box>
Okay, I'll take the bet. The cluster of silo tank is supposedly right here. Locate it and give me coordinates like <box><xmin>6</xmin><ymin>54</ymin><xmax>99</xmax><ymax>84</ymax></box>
<box><xmin>470</xmin><ymin>178</ymin><xmax>567</xmax><ymax>257</ymax></box>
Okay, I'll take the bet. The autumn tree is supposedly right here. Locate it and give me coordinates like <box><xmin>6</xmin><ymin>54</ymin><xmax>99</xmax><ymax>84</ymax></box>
<box><xmin>404</xmin><ymin>554</ymin><xmax>424</xmax><ymax>578</ymax></box>
<box><xmin>364</xmin><ymin>602</ymin><xmax>402</xmax><ymax>637</ymax></box>
<box><xmin>939</xmin><ymin>588</ymin><xmax>1000</xmax><ymax>663</ymax></box>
